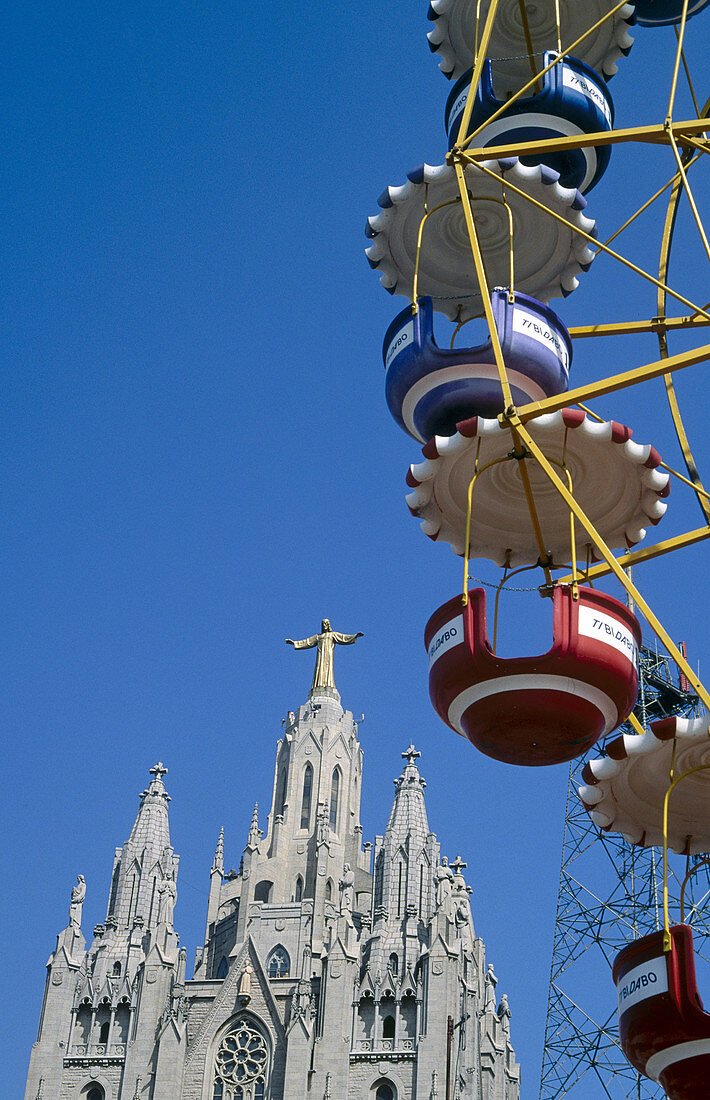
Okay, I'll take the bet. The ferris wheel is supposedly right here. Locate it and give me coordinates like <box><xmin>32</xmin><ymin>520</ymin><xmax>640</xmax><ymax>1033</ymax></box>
<box><xmin>365</xmin><ymin>2</ymin><xmax>710</xmax><ymax>1097</ymax></box>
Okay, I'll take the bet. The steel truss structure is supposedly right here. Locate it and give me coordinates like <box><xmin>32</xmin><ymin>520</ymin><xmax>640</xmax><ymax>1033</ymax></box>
<box><xmin>539</xmin><ymin>647</ymin><xmax>708</xmax><ymax>1100</ymax></box>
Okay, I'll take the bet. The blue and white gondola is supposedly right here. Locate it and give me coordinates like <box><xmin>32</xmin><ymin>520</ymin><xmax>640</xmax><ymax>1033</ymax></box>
<box><xmin>634</xmin><ymin>0</ymin><xmax>710</xmax><ymax>26</ymax></box>
<box><xmin>427</xmin><ymin>0</ymin><xmax>635</xmax><ymax>91</ymax></box>
<box><xmin>383</xmin><ymin>292</ymin><xmax>571</xmax><ymax>442</ymax></box>
<box><xmin>446</xmin><ymin>53</ymin><xmax>614</xmax><ymax>194</ymax></box>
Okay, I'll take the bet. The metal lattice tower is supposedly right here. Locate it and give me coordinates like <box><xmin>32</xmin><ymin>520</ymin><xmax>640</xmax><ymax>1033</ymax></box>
<box><xmin>539</xmin><ymin>645</ymin><xmax>708</xmax><ymax>1100</ymax></box>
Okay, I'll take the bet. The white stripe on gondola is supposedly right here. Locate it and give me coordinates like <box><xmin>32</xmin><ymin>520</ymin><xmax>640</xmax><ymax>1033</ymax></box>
<box><xmin>472</xmin><ymin>114</ymin><xmax>596</xmax><ymax>192</ymax></box>
<box><xmin>401</xmin><ymin>362</ymin><xmax>550</xmax><ymax>442</ymax></box>
<box><xmin>447</xmin><ymin>674</ymin><xmax>618</xmax><ymax>738</ymax></box>
<box><xmin>645</xmin><ymin>1038</ymin><xmax>710</xmax><ymax>1082</ymax></box>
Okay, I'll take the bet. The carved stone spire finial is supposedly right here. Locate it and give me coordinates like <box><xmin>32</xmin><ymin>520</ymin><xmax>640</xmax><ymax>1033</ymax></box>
<box><xmin>211</xmin><ymin>827</ymin><xmax>224</xmax><ymax>875</ymax></box>
<box><xmin>402</xmin><ymin>743</ymin><xmax>421</xmax><ymax>766</ymax></box>
<box><xmin>247</xmin><ymin>803</ymin><xmax>261</xmax><ymax>847</ymax></box>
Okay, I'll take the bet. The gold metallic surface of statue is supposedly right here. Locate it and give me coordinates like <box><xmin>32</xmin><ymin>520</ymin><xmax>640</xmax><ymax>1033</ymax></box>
<box><xmin>285</xmin><ymin>618</ymin><xmax>363</xmax><ymax>692</ymax></box>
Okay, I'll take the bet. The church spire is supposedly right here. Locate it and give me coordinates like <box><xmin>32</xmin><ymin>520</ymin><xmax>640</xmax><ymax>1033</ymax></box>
<box><xmin>247</xmin><ymin>803</ymin><xmax>261</xmax><ymax>849</ymax></box>
<box><xmin>104</xmin><ymin>762</ymin><xmax>179</xmax><ymax>933</ymax></box>
<box><xmin>211</xmin><ymin>827</ymin><xmax>224</xmax><ymax>875</ymax></box>
<box><xmin>368</xmin><ymin>746</ymin><xmax>439</xmax><ymax>975</ymax></box>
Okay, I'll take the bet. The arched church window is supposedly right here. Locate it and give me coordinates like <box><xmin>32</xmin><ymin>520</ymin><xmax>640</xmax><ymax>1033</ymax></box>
<box><xmin>382</xmin><ymin>1014</ymin><xmax>395</xmax><ymax>1040</ymax></box>
<box><xmin>325</xmin><ymin>878</ymin><xmax>333</xmax><ymax>901</ymax></box>
<box><xmin>267</xmin><ymin>945</ymin><xmax>290</xmax><ymax>978</ymax></box>
<box><xmin>253</xmin><ymin>880</ymin><xmax>272</xmax><ymax>904</ymax></box>
<box><xmin>329</xmin><ymin>768</ymin><xmax>340</xmax><ymax>832</ymax></box>
<box><xmin>277</xmin><ymin>766</ymin><xmax>288</xmax><ymax>814</ymax></box>
<box><xmin>300</xmin><ymin>764</ymin><xmax>313</xmax><ymax>829</ymax></box>
<box><xmin>294</xmin><ymin>875</ymin><xmax>303</xmax><ymax>902</ymax></box>
<box><xmin>84</xmin><ymin>1087</ymin><xmax>105</xmax><ymax>1100</ymax></box>
<box><xmin>388</xmin><ymin>953</ymin><xmax>399</xmax><ymax>976</ymax></box>
<box><xmin>213</xmin><ymin>1018</ymin><xmax>268</xmax><ymax>1100</ymax></box>
<box><xmin>112</xmin><ymin>960</ymin><xmax>121</xmax><ymax>976</ymax></box>
<box><xmin>375</xmin><ymin>1083</ymin><xmax>395</xmax><ymax>1100</ymax></box>
<box><xmin>216</xmin><ymin>956</ymin><xmax>229</xmax><ymax>980</ymax></box>
<box><xmin>98</xmin><ymin>1020</ymin><xmax>110</xmax><ymax>1044</ymax></box>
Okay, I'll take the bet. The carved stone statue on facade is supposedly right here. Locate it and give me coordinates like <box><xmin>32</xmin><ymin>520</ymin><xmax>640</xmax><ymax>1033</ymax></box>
<box><xmin>435</xmin><ymin>858</ymin><xmax>454</xmax><ymax>910</ymax></box>
<box><xmin>484</xmin><ymin>963</ymin><xmax>498</xmax><ymax>1010</ymax></box>
<box><xmin>238</xmin><ymin>962</ymin><xmax>253</xmax><ymax>999</ymax></box>
<box><xmin>339</xmin><ymin>863</ymin><xmax>355</xmax><ymax>914</ymax></box>
<box><xmin>69</xmin><ymin>875</ymin><xmax>86</xmax><ymax>927</ymax></box>
<box><xmin>285</xmin><ymin>619</ymin><xmax>363</xmax><ymax>692</ymax></box>
<box><xmin>316</xmin><ymin>803</ymin><xmax>330</xmax><ymax>845</ymax></box>
<box><xmin>157</xmin><ymin>870</ymin><xmax>177</xmax><ymax>927</ymax></box>
<box><xmin>497</xmin><ymin>993</ymin><xmax>511</xmax><ymax>1031</ymax></box>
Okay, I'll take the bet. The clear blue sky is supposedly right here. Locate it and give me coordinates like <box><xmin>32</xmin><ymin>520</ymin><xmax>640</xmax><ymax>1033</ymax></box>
<box><xmin>3</xmin><ymin>4</ymin><xmax>710</xmax><ymax>1096</ymax></box>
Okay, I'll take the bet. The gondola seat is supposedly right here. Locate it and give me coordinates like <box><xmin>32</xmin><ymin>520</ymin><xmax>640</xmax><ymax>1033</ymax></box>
<box><xmin>613</xmin><ymin>925</ymin><xmax>710</xmax><ymax>1098</ymax></box>
<box><xmin>425</xmin><ymin>584</ymin><xmax>640</xmax><ymax>765</ymax></box>
<box><xmin>446</xmin><ymin>52</ymin><xmax>614</xmax><ymax>192</ymax></box>
<box><xmin>384</xmin><ymin>292</ymin><xmax>570</xmax><ymax>442</ymax></box>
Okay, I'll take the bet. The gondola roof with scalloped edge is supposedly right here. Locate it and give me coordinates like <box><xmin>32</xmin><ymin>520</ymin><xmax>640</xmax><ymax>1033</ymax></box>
<box><xmin>405</xmin><ymin>408</ymin><xmax>669</xmax><ymax>567</ymax></box>
<box><xmin>579</xmin><ymin>715</ymin><xmax>710</xmax><ymax>854</ymax></box>
<box><xmin>366</xmin><ymin>159</ymin><xmax>596</xmax><ymax>322</ymax></box>
<box><xmin>427</xmin><ymin>0</ymin><xmax>635</xmax><ymax>87</ymax></box>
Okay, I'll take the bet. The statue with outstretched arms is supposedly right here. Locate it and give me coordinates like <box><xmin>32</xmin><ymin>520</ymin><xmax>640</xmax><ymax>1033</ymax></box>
<box><xmin>286</xmin><ymin>618</ymin><xmax>363</xmax><ymax>691</ymax></box>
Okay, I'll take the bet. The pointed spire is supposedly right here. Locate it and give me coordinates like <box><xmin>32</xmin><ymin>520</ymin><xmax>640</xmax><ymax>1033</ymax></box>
<box><xmin>105</xmin><ymin>763</ymin><xmax>178</xmax><ymax>933</ymax></box>
<box><xmin>130</xmin><ymin>761</ymin><xmax>171</xmax><ymax>847</ymax></box>
<box><xmin>247</xmin><ymin>803</ymin><xmax>262</xmax><ymax>848</ymax></box>
<box><xmin>387</xmin><ymin>744</ymin><xmax>428</xmax><ymax>837</ymax></box>
<box><xmin>211</xmin><ymin>827</ymin><xmax>224</xmax><ymax>875</ymax></box>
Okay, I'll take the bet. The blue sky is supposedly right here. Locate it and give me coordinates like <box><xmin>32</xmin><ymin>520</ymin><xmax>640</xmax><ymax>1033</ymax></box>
<box><xmin>3</xmin><ymin>4</ymin><xmax>710</xmax><ymax>1096</ymax></box>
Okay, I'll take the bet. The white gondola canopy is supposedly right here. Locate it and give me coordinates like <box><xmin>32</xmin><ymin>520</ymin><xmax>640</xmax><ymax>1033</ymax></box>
<box><xmin>366</xmin><ymin>160</ymin><xmax>596</xmax><ymax>321</ymax></box>
<box><xmin>405</xmin><ymin>408</ymin><xmax>670</xmax><ymax>567</ymax></box>
<box><xmin>579</xmin><ymin>715</ymin><xmax>710</xmax><ymax>854</ymax></box>
<box><xmin>427</xmin><ymin>0</ymin><xmax>635</xmax><ymax>90</ymax></box>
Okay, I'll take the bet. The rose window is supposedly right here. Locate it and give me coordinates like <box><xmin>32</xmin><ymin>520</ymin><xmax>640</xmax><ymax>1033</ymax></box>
<box><xmin>214</xmin><ymin>1021</ymin><xmax>268</xmax><ymax>1100</ymax></box>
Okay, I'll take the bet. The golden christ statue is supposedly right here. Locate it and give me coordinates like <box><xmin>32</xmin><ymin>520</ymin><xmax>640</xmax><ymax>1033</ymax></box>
<box><xmin>286</xmin><ymin>619</ymin><xmax>363</xmax><ymax>692</ymax></box>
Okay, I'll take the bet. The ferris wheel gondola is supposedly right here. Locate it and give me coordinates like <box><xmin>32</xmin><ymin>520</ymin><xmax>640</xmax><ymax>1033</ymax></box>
<box><xmin>446</xmin><ymin>52</ymin><xmax>614</xmax><ymax>193</ymax></box>
<box><xmin>613</xmin><ymin>924</ymin><xmax>710</xmax><ymax>1099</ymax></box>
<box><xmin>425</xmin><ymin>583</ymin><xmax>641</xmax><ymax>765</ymax></box>
<box><xmin>383</xmin><ymin>291</ymin><xmax>571</xmax><ymax>441</ymax></box>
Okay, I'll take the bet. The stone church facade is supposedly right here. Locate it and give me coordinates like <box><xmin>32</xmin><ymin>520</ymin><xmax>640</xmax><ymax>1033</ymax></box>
<box><xmin>25</xmin><ymin>667</ymin><xmax>521</xmax><ymax>1100</ymax></box>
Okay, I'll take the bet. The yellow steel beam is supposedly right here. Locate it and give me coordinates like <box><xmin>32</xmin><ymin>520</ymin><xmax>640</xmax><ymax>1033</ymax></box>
<box><xmin>557</xmin><ymin>526</ymin><xmax>710</xmax><ymax>585</ymax></box>
<box><xmin>509</xmin><ymin>417</ymin><xmax>710</xmax><ymax>711</ymax></box>
<box><xmin>454</xmin><ymin>0</ymin><xmax>501</xmax><ymax>148</ymax></box>
<box><xmin>568</xmin><ymin>315</ymin><xmax>710</xmax><ymax>338</ymax></box>
<box><xmin>508</xmin><ymin>342</ymin><xmax>710</xmax><ymax>423</ymax></box>
<box><xmin>452</xmin><ymin>161</ymin><xmax>514</xmax><ymax>409</ymax></box>
<box><xmin>458</xmin><ymin>118</ymin><xmax>710</xmax><ymax>163</ymax></box>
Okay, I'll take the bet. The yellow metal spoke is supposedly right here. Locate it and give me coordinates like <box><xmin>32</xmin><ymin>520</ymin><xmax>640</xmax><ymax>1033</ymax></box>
<box><xmin>568</xmin><ymin>315</ymin><xmax>710</xmax><ymax>339</ymax></box>
<box><xmin>455</xmin><ymin>0</ymin><xmax>501</xmax><ymax>148</ymax></box>
<box><xmin>557</xmin><ymin>527</ymin><xmax>710</xmax><ymax>585</ymax></box>
<box><xmin>512</xmin><ymin>342</ymin><xmax>710</xmax><ymax>422</ymax></box>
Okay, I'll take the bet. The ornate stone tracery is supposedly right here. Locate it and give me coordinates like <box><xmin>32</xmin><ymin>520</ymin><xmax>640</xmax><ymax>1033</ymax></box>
<box><xmin>213</xmin><ymin>1019</ymin><xmax>268</xmax><ymax>1100</ymax></box>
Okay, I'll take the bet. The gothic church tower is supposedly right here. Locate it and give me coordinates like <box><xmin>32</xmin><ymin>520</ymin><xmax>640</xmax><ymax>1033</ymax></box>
<box><xmin>25</xmin><ymin>628</ymin><xmax>520</xmax><ymax>1100</ymax></box>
